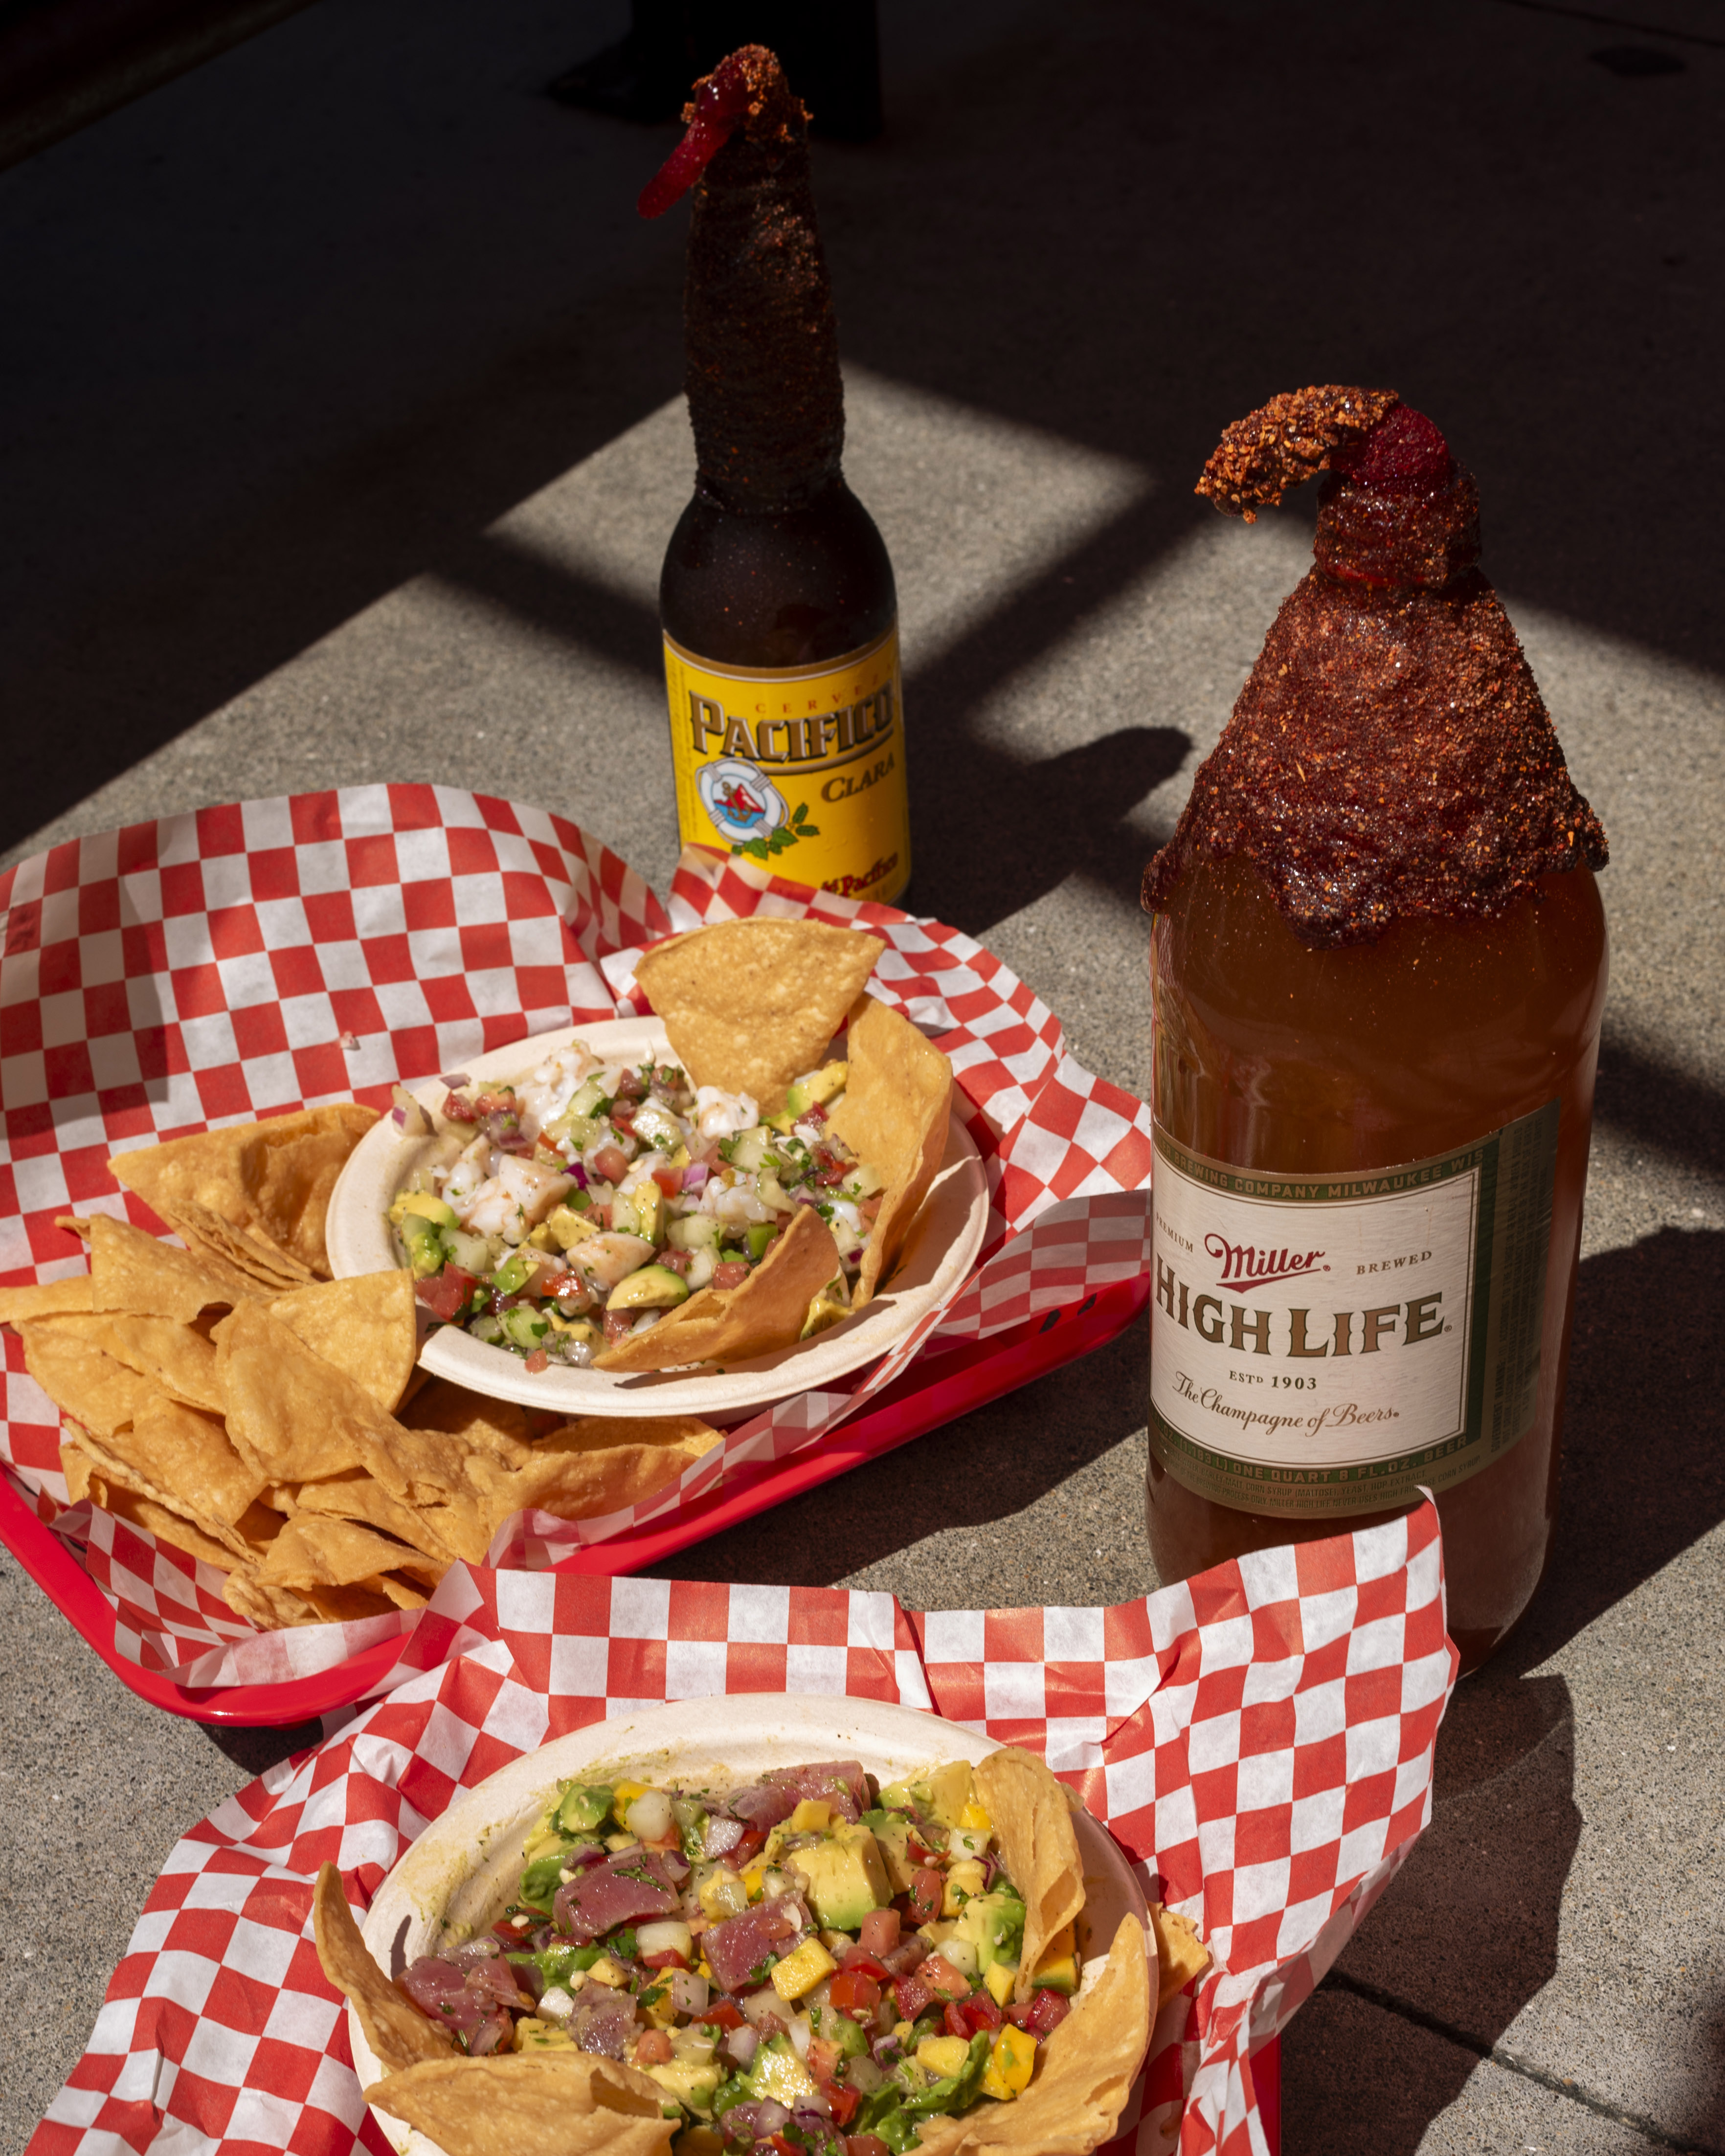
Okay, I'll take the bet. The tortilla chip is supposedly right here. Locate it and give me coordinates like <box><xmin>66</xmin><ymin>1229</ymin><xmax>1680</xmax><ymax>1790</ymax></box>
<box><xmin>249</xmin><ymin>1111</ymin><xmax>376</xmax><ymax>1275</ymax></box>
<box><xmin>89</xmin><ymin>1213</ymin><xmax>252</xmax><ymax>1320</ymax></box>
<box><xmin>636</xmin><ymin>918</ymin><xmax>882</xmax><ymax>1115</ymax></box>
<box><xmin>913</xmin><ymin>1916</ymin><xmax>1150</xmax><ymax>2156</ymax></box>
<box><xmin>69</xmin><ymin>1311</ymin><xmax>226</xmax><ymax>1415</ymax></box>
<box><xmin>223</xmin><ymin>1567</ymin><xmax>324</xmax><ymax>1627</ymax></box>
<box><xmin>292</xmin><ymin>1470</ymin><xmax>458</xmax><ymax>1562</ymax></box>
<box><xmin>217</xmin><ymin>1301</ymin><xmax>463</xmax><ymax>1499</ymax></box>
<box><xmin>465</xmin><ymin>1415</ymin><xmax>720</xmax><ymax>1532</ymax></box>
<box><xmin>98</xmin><ymin>1484</ymin><xmax>248</xmax><ymax>1574</ymax></box>
<box><xmin>973</xmin><ymin>1747</ymin><xmax>1087</xmax><ymax>2004</ymax></box>
<box><xmin>312</xmin><ymin>1862</ymin><xmax>459</xmax><ymax>2076</ymax></box>
<box><xmin>368</xmin><ymin>1571</ymin><xmax>433</xmax><ymax>1610</ymax></box>
<box><xmin>592</xmin><ymin>1206</ymin><xmax>842</xmax><ymax>1373</ymax></box>
<box><xmin>260</xmin><ymin>1513</ymin><xmax>440</xmax><ymax>1592</ymax></box>
<box><xmin>406</xmin><ymin>1378</ymin><xmax>534</xmax><ymax>1467</ymax></box>
<box><xmin>60</xmin><ymin>1434</ymin><xmax>95</xmax><ymax>1502</ymax></box>
<box><xmin>1149</xmin><ymin>1902</ymin><xmax>1210</xmax><ymax>2009</ymax></box>
<box><xmin>104</xmin><ymin>1394</ymin><xmax>265</xmax><ymax>1527</ymax></box>
<box><xmin>268</xmin><ymin>1271</ymin><xmax>417</xmax><ymax>1411</ymax></box>
<box><xmin>0</xmin><ymin>1278</ymin><xmax>94</xmax><ymax>1322</ymax></box>
<box><xmin>55</xmin><ymin>1214</ymin><xmax>93</xmax><ymax>1241</ymax></box>
<box><xmin>109</xmin><ymin>1106</ymin><xmax>376</xmax><ymax>1286</ymax></box>
<box><xmin>362</xmin><ymin>2052</ymin><xmax>673</xmax><ymax>2156</ymax></box>
<box><xmin>828</xmin><ymin>995</ymin><xmax>953</xmax><ymax>1308</ymax></box>
<box><xmin>19</xmin><ymin>1324</ymin><xmax>158</xmax><ymax>1441</ymax></box>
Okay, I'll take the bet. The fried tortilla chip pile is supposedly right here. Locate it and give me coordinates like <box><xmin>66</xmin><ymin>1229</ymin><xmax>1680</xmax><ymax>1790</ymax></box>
<box><xmin>594</xmin><ymin>921</ymin><xmax>953</xmax><ymax>1374</ymax></box>
<box><xmin>5</xmin><ymin>1117</ymin><xmax>720</xmax><ymax>1627</ymax></box>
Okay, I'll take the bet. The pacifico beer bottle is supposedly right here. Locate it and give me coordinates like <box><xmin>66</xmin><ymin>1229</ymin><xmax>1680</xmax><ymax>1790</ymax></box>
<box><xmin>1140</xmin><ymin>389</ymin><xmax>1609</xmax><ymax>1671</ymax></box>
<box><xmin>639</xmin><ymin>46</ymin><xmax>910</xmax><ymax>906</ymax></box>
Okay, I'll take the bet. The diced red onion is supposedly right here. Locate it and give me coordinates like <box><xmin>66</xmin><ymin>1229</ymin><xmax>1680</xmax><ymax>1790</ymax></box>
<box><xmin>682</xmin><ymin>1162</ymin><xmax>710</xmax><ymax>1192</ymax></box>
<box><xmin>438</xmin><ymin>1071</ymin><xmax>471</xmax><ymax>1089</ymax></box>
<box><xmin>668</xmin><ymin>1968</ymin><xmax>709</xmax><ymax>2016</ymax></box>
<box><xmin>724</xmin><ymin>2024</ymin><xmax>759</xmax><ymax>2067</ymax></box>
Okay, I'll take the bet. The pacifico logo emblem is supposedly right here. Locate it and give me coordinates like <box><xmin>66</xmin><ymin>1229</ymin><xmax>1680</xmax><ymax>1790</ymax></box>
<box><xmin>1204</xmin><ymin>1234</ymin><xmax>1328</xmax><ymax>1292</ymax></box>
<box><xmin>696</xmin><ymin>757</ymin><xmax>789</xmax><ymax>845</ymax></box>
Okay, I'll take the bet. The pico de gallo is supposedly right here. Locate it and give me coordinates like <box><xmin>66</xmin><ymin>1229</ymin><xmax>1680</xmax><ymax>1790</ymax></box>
<box><xmin>388</xmin><ymin>1042</ymin><xmax>887</xmax><ymax>1369</ymax></box>
<box><xmin>393</xmin><ymin>1759</ymin><xmax>1081</xmax><ymax>2155</ymax></box>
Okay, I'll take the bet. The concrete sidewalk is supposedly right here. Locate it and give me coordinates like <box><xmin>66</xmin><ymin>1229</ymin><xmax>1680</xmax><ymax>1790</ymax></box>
<box><xmin>1</xmin><ymin>2</ymin><xmax>1721</xmax><ymax>2149</ymax></box>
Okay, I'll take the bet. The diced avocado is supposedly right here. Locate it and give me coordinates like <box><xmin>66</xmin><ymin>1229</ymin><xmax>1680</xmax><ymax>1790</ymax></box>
<box><xmin>786</xmin><ymin>1061</ymin><xmax>848</xmax><ymax>1117</ymax></box>
<box><xmin>634</xmin><ymin>1182</ymin><xmax>667</xmax><ymax>1244</ymax></box>
<box><xmin>396</xmin><ymin>1191</ymin><xmax>460</xmax><ymax>1230</ymax></box>
<box><xmin>518</xmin><ymin>1851</ymin><xmax>569</xmax><ymax>1911</ymax></box>
<box><xmin>607</xmin><ymin>1263</ymin><xmax>691</xmax><ymax>1311</ymax></box>
<box><xmin>646</xmin><ymin>2060</ymin><xmax>721</xmax><ymax>2113</ymax></box>
<box><xmin>492</xmin><ymin>1249</ymin><xmax>536</xmax><ymax>1295</ymax></box>
<box><xmin>400</xmin><ymin>1213</ymin><xmax>448</xmax><ymax>1277</ymax></box>
<box><xmin>872</xmin><ymin>1814</ymin><xmax>918</xmax><ymax>1892</ymax></box>
<box><xmin>919</xmin><ymin>1760</ymin><xmax>974</xmax><ymax>1828</ymax></box>
<box><xmin>502</xmin><ymin>1305</ymin><xmax>549</xmax><ymax>1350</ymax></box>
<box><xmin>557</xmin><ymin>1781</ymin><xmax>614</xmax><ymax>1835</ymax></box>
<box><xmin>544</xmin><ymin>1203</ymin><xmax>600</xmax><ymax>1251</ymax></box>
<box><xmin>746</xmin><ymin>2034</ymin><xmax>822</xmax><ymax>2111</ymax></box>
<box><xmin>955</xmin><ymin>1890</ymin><xmax>1025</xmax><ymax>1975</ymax></box>
<box><xmin>610</xmin><ymin>1193</ymin><xmax>641</xmax><ymax>1237</ymax></box>
<box><xmin>789</xmin><ymin>1822</ymin><xmax>891</xmax><ymax>1931</ymax></box>
<box><xmin>745</xmin><ymin>1222</ymin><xmax>778</xmax><ymax>1263</ymax></box>
<box><xmin>667</xmin><ymin>1214</ymin><xmax>720</xmax><ymax>1253</ymax></box>
<box><xmin>1031</xmin><ymin>1922</ymin><xmax>1078</xmax><ymax>1994</ymax></box>
<box><xmin>818</xmin><ymin>2007</ymin><xmax>869</xmax><ymax>2059</ymax></box>
<box><xmin>544</xmin><ymin>1311</ymin><xmax>601</xmax><ymax>1346</ymax></box>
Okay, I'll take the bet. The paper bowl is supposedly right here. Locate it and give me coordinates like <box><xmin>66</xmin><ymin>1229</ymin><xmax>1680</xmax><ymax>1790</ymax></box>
<box><xmin>350</xmin><ymin>1694</ymin><xmax>1150</xmax><ymax>2156</ymax></box>
<box><xmin>324</xmin><ymin>1019</ymin><xmax>988</xmax><ymax>1419</ymax></box>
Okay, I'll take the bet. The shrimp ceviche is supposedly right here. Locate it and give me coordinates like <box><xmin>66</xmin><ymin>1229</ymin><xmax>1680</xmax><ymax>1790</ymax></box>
<box><xmin>391</xmin><ymin>1757</ymin><xmax>1087</xmax><ymax>2153</ymax></box>
<box><xmin>390</xmin><ymin>1043</ymin><xmax>883</xmax><ymax>1370</ymax></box>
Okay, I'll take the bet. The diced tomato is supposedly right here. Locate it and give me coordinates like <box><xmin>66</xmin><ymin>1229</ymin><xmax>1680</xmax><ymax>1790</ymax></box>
<box><xmin>442</xmin><ymin>1091</ymin><xmax>478</xmax><ymax>1123</ymax></box>
<box><xmin>492</xmin><ymin>1912</ymin><xmax>535</xmax><ymax>1943</ymax></box>
<box><xmin>609</xmin><ymin>1107</ymin><xmax>637</xmax><ymax>1137</ymax></box>
<box><xmin>945</xmin><ymin>1994</ymin><xmax>1002</xmax><ymax>2040</ymax></box>
<box><xmin>415</xmin><ymin>1266</ymin><xmax>476</xmax><ymax>1323</ymax></box>
<box><xmin>633</xmin><ymin>2029</ymin><xmax>673</xmax><ymax>2065</ymax></box>
<box><xmin>856</xmin><ymin>1909</ymin><xmax>900</xmax><ymax>1956</ymax></box>
<box><xmin>536</xmin><ymin>1271</ymin><xmax>587</xmax><ymax>1303</ymax></box>
<box><xmin>801</xmin><ymin>1100</ymin><xmax>827</xmax><ymax>1127</ymax></box>
<box><xmin>603</xmin><ymin>1308</ymin><xmax>635</xmax><ymax>1344</ymax></box>
<box><xmin>711</xmin><ymin>1261</ymin><xmax>750</xmax><ymax>1290</ymax></box>
<box><xmin>906</xmin><ymin>1837</ymin><xmax>933</xmax><ymax>1866</ymax></box>
<box><xmin>1006</xmin><ymin>1989</ymin><xmax>1071</xmax><ymax>2037</ymax></box>
<box><xmin>651</xmin><ymin>1165</ymin><xmax>684</xmax><ymax>1197</ymax></box>
<box><xmin>472</xmin><ymin>1090</ymin><xmax>518</xmax><ymax>1117</ymax></box>
<box><xmin>846</xmin><ymin>2138</ymin><xmax>892</xmax><ymax>2156</ymax></box>
<box><xmin>701</xmin><ymin>1999</ymin><xmax>746</xmax><ymax>2032</ymax></box>
<box><xmin>768</xmin><ymin>2137</ymin><xmax>801</xmax><ymax>2156</ymax></box>
<box><xmin>613</xmin><ymin>1069</ymin><xmax>648</xmax><ymax>1104</ymax></box>
<box><xmin>857</xmin><ymin>1195</ymin><xmax>883</xmax><ymax>1226</ymax></box>
<box><xmin>829</xmin><ymin>1971</ymin><xmax>881</xmax><ymax>2016</ymax></box>
<box><xmin>825</xmin><ymin>2084</ymin><xmax>860</xmax><ymax>2128</ymax></box>
<box><xmin>838</xmin><ymin>1949</ymin><xmax>891</xmax><ymax>1981</ymax></box>
<box><xmin>640</xmin><ymin>1949</ymin><xmax>689</xmax><ymax>1971</ymax></box>
<box><xmin>731</xmin><ymin>1827</ymin><xmax>766</xmax><ymax>1866</ymax></box>
<box><xmin>907</xmin><ymin>1867</ymin><xmax>944</xmax><ymax>1924</ymax></box>
<box><xmin>593</xmin><ymin>1145</ymin><xmax>630</xmax><ymax>1183</ymax></box>
<box><xmin>921</xmin><ymin>1955</ymin><xmax>971</xmax><ymax>1999</ymax></box>
<box><xmin>658</xmin><ymin>1247</ymin><xmax>691</xmax><ymax>1276</ymax></box>
<box><xmin>522</xmin><ymin>1347</ymin><xmax>549</xmax><ymax>1374</ymax></box>
<box><xmin>808</xmin><ymin>2037</ymin><xmax>843</xmax><ymax>2084</ymax></box>
<box><xmin>892</xmin><ymin>1975</ymin><xmax>933</xmax><ymax>2022</ymax></box>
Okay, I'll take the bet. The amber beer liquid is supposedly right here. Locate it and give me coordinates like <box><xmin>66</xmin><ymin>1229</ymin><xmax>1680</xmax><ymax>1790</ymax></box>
<box><xmin>1142</xmin><ymin>391</ymin><xmax>1610</xmax><ymax>1672</ymax></box>
<box><xmin>650</xmin><ymin>47</ymin><xmax>910</xmax><ymax>906</ymax></box>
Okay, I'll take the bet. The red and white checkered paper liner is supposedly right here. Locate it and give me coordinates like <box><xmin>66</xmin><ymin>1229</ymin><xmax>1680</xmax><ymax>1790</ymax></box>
<box><xmin>29</xmin><ymin>1500</ymin><xmax>1457</xmax><ymax>2156</ymax></box>
<box><xmin>0</xmin><ymin>793</ymin><xmax>1153</xmax><ymax>1688</ymax></box>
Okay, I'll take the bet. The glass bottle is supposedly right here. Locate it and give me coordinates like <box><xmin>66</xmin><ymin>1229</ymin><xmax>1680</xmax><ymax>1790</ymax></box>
<box><xmin>1141</xmin><ymin>390</ymin><xmax>1609</xmax><ymax>1672</ymax></box>
<box><xmin>641</xmin><ymin>45</ymin><xmax>910</xmax><ymax>906</ymax></box>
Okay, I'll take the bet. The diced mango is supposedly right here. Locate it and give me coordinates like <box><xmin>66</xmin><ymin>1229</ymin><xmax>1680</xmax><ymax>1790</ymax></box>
<box><xmin>743</xmin><ymin>1865</ymin><xmax>767</xmax><ymax>1902</ymax></box>
<box><xmin>788</xmin><ymin>1798</ymin><xmax>832</xmax><ymax>1833</ymax></box>
<box><xmin>584</xmin><ymin>1956</ymin><xmax>628</xmax><ymax>1988</ymax></box>
<box><xmin>980</xmin><ymin>2024</ymin><xmax>1037</xmax><ymax>2101</ymax></box>
<box><xmin>512</xmin><ymin>2017</ymin><xmax>574</xmax><ymax>2053</ymax></box>
<box><xmin>916</xmin><ymin>2035</ymin><xmax>973</xmax><ymax>2080</ymax></box>
<box><xmin>893</xmin><ymin>2019</ymin><xmax>915</xmax><ymax>2046</ymax></box>
<box><xmin>641</xmin><ymin>1981</ymin><xmax>680</xmax><ymax>2028</ymax></box>
<box><xmin>942</xmin><ymin>1859</ymin><xmax>988</xmax><ymax>1915</ymax></box>
<box><xmin>959</xmin><ymin>1802</ymin><xmax>992</xmax><ymax>1833</ymax></box>
<box><xmin>983</xmin><ymin>1960</ymin><xmax>1018</xmax><ymax>2008</ymax></box>
<box><xmin>1032</xmin><ymin>1922</ymin><xmax>1078</xmax><ymax>1995</ymax></box>
<box><xmin>698</xmin><ymin>1868</ymin><xmax>748</xmax><ymax>1920</ymax></box>
<box><xmin>770</xmin><ymin>1937</ymin><xmax>838</xmax><ymax>2002</ymax></box>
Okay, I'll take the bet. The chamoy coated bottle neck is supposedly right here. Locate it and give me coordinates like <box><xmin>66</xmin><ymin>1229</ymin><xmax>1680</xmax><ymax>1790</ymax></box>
<box><xmin>1140</xmin><ymin>386</ymin><xmax>1606</xmax><ymax>946</ymax></box>
<box><xmin>642</xmin><ymin>45</ymin><xmax>845</xmax><ymax>515</ymax></box>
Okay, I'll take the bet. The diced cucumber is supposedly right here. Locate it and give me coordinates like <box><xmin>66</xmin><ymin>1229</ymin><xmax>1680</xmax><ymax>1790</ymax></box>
<box><xmin>667</xmin><ymin>1214</ymin><xmax>720</xmax><ymax>1252</ymax></box>
<box><xmin>723</xmin><ymin>1127</ymin><xmax>772</xmax><ymax>1174</ymax></box>
<box><xmin>446</xmin><ymin>1229</ymin><xmax>493</xmax><ymax>1274</ymax></box>
<box><xmin>611</xmin><ymin>1194</ymin><xmax>640</xmax><ymax>1238</ymax></box>
<box><xmin>492</xmin><ymin>1249</ymin><xmax>535</xmax><ymax>1295</ymax></box>
<box><xmin>468</xmin><ymin>1312</ymin><xmax>505</xmax><ymax>1344</ymax></box>
<box><xmin>502</xmin><ymin>1306</ymin><xmax>549</xmax><ymax>1349</ymax></box>
<box><xmin>745</xmin><ymin>1222</ymin><xmax>778</xmax><ymax>1263</ymax></box>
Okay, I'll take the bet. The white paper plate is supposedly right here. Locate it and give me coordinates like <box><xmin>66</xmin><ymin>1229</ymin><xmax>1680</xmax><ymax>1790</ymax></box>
<box><xmin>324</xmin><ymin>1019</ymin><xmax>988</xmax><ymax>1419</ymax></box>
<box><xmin>349</xmin><ymin>1694</ymin><xmax>1149</xmax><ymax>2155</ymax></box>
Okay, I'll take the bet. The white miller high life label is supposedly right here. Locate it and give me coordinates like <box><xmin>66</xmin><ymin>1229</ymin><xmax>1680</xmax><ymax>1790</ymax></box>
<box><xmin>1149</xmin><ymin>1101</ymin><xmax>1560</xmax><ymax>1516</ymax></box>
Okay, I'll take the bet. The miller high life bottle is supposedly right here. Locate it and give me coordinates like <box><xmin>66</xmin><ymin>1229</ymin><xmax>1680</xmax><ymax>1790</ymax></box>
<box><xmin>1141</xmin><ymin>388</ymin><xmax>1609</xmax><ymax>1670</ymax></box>
<box><xmin>639</xmin><ymin>46</ymin><xmax>910</xmax><ymax>906</ymax></box>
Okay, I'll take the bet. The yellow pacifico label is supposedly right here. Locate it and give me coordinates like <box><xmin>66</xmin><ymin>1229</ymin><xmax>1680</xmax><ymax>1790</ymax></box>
<box><xmin>662</xmin><ymin>624</ymin><xmax>910</xmax><ymax>905</ymax></box>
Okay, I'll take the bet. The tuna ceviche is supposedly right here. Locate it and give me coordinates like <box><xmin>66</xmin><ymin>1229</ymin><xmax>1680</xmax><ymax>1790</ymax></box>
<box><xmin>389</xmin><ymin>1041</ymin><xmax>885</xmax><ymax>1369</ymax></box>
<box><xmin>393</xmin><ymin>1758</ymin><xmax>1082</xmax><ymax>2155</ymax></box>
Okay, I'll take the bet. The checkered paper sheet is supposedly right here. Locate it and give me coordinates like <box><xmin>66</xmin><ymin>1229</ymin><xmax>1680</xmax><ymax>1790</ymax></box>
<box><xmin>30</xmin><ymin>1501</ymin><xmax>1457</xmax><ymax>2156</ymax></box>
<box><xmin>0</xmin><ymin>792</ymin><xmax>1153</xmax><ymax>1688</ymax></box>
